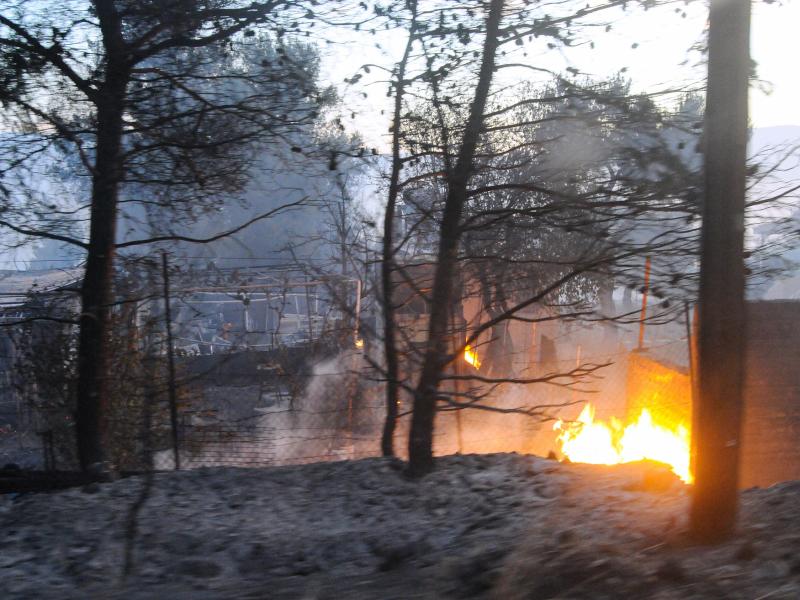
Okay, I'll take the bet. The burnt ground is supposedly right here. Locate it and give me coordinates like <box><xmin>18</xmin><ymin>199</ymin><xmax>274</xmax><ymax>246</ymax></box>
<box><xmin>1</xmin><ymin>454</ymin><xmax>799</xmax><ymax>599</ymax></box>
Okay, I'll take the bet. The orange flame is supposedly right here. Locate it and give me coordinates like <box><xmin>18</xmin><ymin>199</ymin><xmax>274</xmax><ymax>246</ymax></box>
<box><xmin>464</xmin><ymin>343</ymin><xmax>481</xmax><ymax>369</ymax></box>
<box><xmin>553</xmin><ymin>403</ymin><xmax>692</xmax><ymax>483</ymax></box>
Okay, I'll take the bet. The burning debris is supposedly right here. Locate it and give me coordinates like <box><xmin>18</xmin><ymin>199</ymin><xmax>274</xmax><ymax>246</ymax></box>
<box><xmin>463</xmin><ymin>342</ymin><xmax>481</xmax><ymax>370</ymax></box>
<box><xmin>554</xmin><ymin>403</ymin><xmax>692</xmax><ymax>483</ymax></box>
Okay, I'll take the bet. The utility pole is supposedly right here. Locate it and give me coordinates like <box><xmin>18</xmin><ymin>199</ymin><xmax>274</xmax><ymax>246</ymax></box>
<box><xmin>690</xmin><ymin>0</ymin><xmax>750</xmax><ymax>542</ymax></box>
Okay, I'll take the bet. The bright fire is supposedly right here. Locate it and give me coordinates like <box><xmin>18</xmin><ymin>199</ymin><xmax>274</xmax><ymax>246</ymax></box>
<box><xmin>464</xmin><ymin>343</ymin><xmax>481</xmax><ymax>369</ymax></box>
<box><xmin>553</xmin><ymin>403</ymin><xmax>692</xmax><ymax>483</ymax></box>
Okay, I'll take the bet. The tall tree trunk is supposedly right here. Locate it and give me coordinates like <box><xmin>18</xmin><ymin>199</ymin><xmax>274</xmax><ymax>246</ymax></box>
<box><xmin>407</xmin><ymin>0</ymin><xmax>505</xmax><ymax>477</ymax></box>
<box><xmin>689</xmin><ymin>0</ymin><xmax>750</xmax><ymax>542</ymax></box>
<box><xmin>75</xmin><ymin>1</ymin><xmax>129</xmax><ymax>471</ymax></box>
<box><xmin>381</xmin><ymin>1</ymin><xmax>418</xmax><ymax>457</ymax></box>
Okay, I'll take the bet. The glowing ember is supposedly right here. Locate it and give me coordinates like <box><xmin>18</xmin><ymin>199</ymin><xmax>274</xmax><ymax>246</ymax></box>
<box><xmin>553</xmin><ymin>403</ymin><xmax>692</xmax><ymax>483</ymax></box>
<box><xmin>464</xmin><ymin>343</ymin><xmax>481</xmax><ymax>369</ymax></box>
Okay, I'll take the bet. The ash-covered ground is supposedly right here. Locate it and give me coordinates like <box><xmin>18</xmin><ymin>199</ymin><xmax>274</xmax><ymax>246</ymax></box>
<box><xmin>2</xmin><ymin>454</ymin><xmax>799</xmax><ymax>599</ymax></box>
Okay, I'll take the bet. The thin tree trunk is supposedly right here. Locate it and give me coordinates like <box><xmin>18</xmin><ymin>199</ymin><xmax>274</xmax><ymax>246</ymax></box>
<box><xmin>381</xmin><ymin>1</ymin><xmax>418</xmax><ymax>457</ymax></box>
<box><xmin>407</xmin><ymin>0</ymin><xmax>505</xmax><ymax>477</ymax></box>
<box><xmin>74</xmin><ymin>1</ymin><xmax>129</xmax><ymax>471</ymax></box>
<box><xmin>689</xmin><ymin>0</ymin><xmax>750</xmax><ymax>543</ymax></box>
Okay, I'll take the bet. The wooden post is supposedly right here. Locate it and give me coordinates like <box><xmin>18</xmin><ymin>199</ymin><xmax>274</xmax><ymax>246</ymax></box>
<box><xmin>161</xmin><ymin>252</ymin><xmax>181</xmax><ymax>470</ymax></box>
<box><xmin>637</xmin><ymin>256</ymin><xmax>651</xmax><ymax>351</ymax></box>
<box><xmin>689</xmin><ymin>0</ymin><xmax>750</xmax><ymax>543</ymax></box>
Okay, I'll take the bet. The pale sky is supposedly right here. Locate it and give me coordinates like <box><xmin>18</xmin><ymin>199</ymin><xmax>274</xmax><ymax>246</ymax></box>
<box><xmin>750</xmin><ymin>0</ymin><xmax>800</xmax><ymax>128</ymax></box>
<box><xmin>318</xmin><ymin>1</ymin><xmax>800</xmax><ymax>148</ymax></box>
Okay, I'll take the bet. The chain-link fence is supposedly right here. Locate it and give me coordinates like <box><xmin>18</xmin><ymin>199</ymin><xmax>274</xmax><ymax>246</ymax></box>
<box><xmin>3</xmin><ymin>285</ymin><xmax>696</xmax><ymax>475</ymax></box>
<box><xmin>0</xmin><ymin>259</ymin><xmax>376</xmax><ymax>475</ymax></box>
<box><xmin>3</xmin><ymin>266</ymin><xmax>799</xmax><ymax>492</ymax></box>
<box><xmin>143</xmin><ymin>347</ymin><xmax>385</xmax><ymax>471</ymax></box>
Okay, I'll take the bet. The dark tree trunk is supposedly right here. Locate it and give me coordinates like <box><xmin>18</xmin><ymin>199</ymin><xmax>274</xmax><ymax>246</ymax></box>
<box><xmin>381</xmin><ymin>1</ymin><xmax>417</xmax><ymax>457</ymax></box>
<box><xmin>407</xmin><ymin>0</ymin><xmax>505</xmax><ymax>477</ymax></box>
<box><xmin>476</xmin><ymin>269</ymin><xmax>512</xmax><ymax>378</ymax></box>
<box><xmin>689</xmin><ymin>0</ymin><xmax>750</xmax><ymax>542</ymax></box>
<box><xmin>485</xmin><ymin>321</ymin><xmax>513</xmax><ymax>378</ymax></box>
<box><xmin>74</xmin><ymin>1</ymin><xmax>129</xmax><ymax>471</ymax></box>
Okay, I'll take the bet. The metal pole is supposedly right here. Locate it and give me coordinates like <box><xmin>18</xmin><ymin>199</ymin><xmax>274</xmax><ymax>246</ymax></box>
<box><xmin>571</xmin><ymin>344</ymin><xmax>581</xmax><ymax>407</ymax></box>
<box><xmin>685</xmin><ymin>302</ymin><xmax>700</xmax><ymax>480</ymax></box>
<box><xmin>684</xmin><ymin>302</ymin><xmax>696</xmax><ymax>404</ymax></box>
<box><xmin>637</xmin><ymin>256</ymin><xmax>651</xmax><ymax>351</ymax></box>
<box><xmin>353</xmin><ymin>279</ymin><xmax>362</xmax><ymax>345</ymax></box>
<box><xmin>161</xmin><ymin>252</ymin><xmax>181</xmax><ymax>470</ymax></box>
<box><xmin>690</xmin><ymin>0</ymin><xmax>750</xmax><ymax>543</ymax></box>
<box><xmin>304</xmin><ymin>278</ymin><xmax>314</xmax><ymax>342</ymax></box>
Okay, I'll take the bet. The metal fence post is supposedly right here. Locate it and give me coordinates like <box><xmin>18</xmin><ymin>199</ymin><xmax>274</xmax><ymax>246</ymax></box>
<box><xmin>161</xmin><ymin>252</ymin><xmax>181</xmax><ymax>470</ymax></box>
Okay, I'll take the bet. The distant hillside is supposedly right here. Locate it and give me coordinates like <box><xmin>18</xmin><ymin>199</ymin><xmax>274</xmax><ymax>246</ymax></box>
<box><xmin>750</xmin><ymin>126</ymin><xmax>800</xmax><ymax>299</ymax></box>
<box><xmin>751</xmin><ymin>125</ymin><xmax>800</xmax><ymax>151</ymax></box>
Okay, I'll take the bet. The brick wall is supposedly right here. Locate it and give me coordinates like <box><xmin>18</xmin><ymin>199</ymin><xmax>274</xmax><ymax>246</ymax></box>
<box><xmin>625</xmin><ymin>301</ymin><xmax>800</xmax><ymax>488</ymax></box>
<box><xmin>625</xmin><ymin>352</ymin><xmax>691</xmax><ymax>431</ymax></box>
<box><xmin>740</xmin><ymin>301</ymin><xmax>800</xmax><ymax>487</ymax></box>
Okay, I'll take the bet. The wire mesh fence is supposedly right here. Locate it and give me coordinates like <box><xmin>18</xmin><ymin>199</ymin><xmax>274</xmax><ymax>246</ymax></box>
<box><xmin>2</xmin><ymin>316</ymin><xmax>699</xmax><ymax>475</ymax></box>
<box><xmin>1</xmin><ymin>241</ymin><xmax>798</xmax><ymax>503</ymax></box>
<box><xmin>4</xmin><ymin>315</ymin><xmax>799</xmax><ymax>493</ymax></box>
<box><xmin>0</xmin><ymin>257</ymin><xmax>376</xmax><ymax>475</ymax></box>
<box><xmin>2</xmin><ymin>257</ymin><xmax>796</xmax><ymax>493</ymax></box>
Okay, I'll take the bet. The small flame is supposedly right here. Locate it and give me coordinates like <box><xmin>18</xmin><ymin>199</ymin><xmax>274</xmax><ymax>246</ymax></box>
<box><xmin>554</xmin><ymin>403</ymin><xmax>692</xmax><ymax>483</ymax></box>
<box><xmin>464</xmin><ymin>343</ymin><xmax>481</xmax><ymax>369</ymax></box>
<box><xmin>354</xmin><ymin>337</ymin><xmax>365</xmax><ymax>349</ymax></box>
